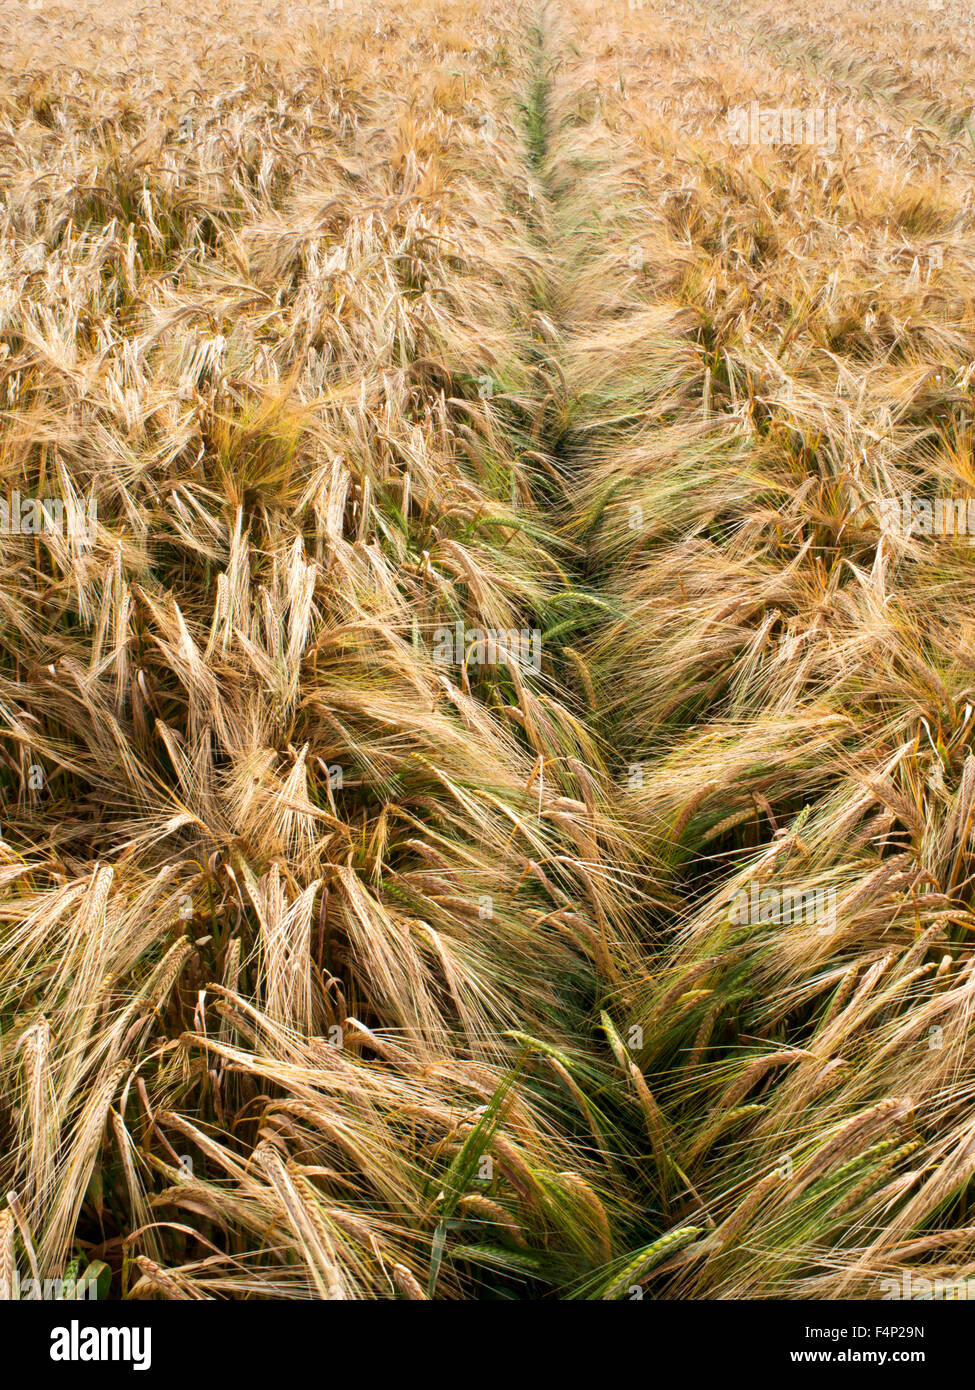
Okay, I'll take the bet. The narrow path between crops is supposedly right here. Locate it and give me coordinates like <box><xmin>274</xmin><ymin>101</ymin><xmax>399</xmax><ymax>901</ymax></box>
<box><xmin>499</xmin><ymin>6</ymin><xmax>702</xmax><ymax>1281</ymax></box>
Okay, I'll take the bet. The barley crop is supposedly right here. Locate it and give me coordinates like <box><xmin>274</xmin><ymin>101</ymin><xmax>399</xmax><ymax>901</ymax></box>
<box><xmin>1</xmin><ymin>0</ymin><xmax>973</xmax><ymax>1307</ymax></box>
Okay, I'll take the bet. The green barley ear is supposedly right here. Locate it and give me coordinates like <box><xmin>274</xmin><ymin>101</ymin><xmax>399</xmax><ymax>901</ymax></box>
<box><xmin>426</xmin><ymin>1052</ymin><xmax>527</xmax><ymax>1297</ymax></box>
<box><xmin>566</xmin><ymin>1228</ymin><xmax>702</xmax><ymax>1300</ymax></box>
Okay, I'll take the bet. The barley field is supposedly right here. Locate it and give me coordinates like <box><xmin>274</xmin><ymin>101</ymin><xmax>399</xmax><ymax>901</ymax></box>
<box><xmin>1</xmin><ymin>0</ymin><xmax>974</xmax><ymax>1305</ymax></box>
